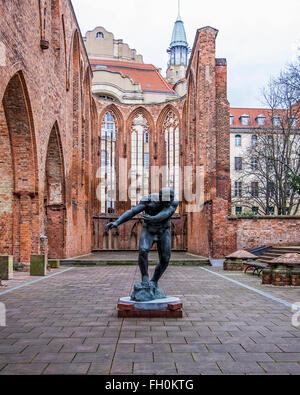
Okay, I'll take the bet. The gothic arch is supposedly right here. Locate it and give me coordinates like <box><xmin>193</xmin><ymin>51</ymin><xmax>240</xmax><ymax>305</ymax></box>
<box><xmin>0</xmin><ymin>71</ymin><xmax>39</xmax><ymax>263</ymax></box>
<box><xmin>99</xmin><ymin>104</ymin><xmax>124</xmax><ymax>138</ymax></box>
<box><xmin>71</xmin><ymin>29</ymin><xmax>80</xmax><ymax>219</ymax></box>
<box><xmin>91</xmin><ymin>97</ymin><xmax>99</xmax><ymax>215</ymax></box>
<box><xmin>44</xmin><ymin>122</ymin><xmax>66</xmax><ymax>259</ymax></box>
<box><xmin>126</xmin><ymin>106</ymin><xmax>155</xmax><ymax>135</ymax></box>
<box><xmin>98</xmin><ymin>104</ymin><xmax>124</xmax><ymax>214</ymax></box>
<box><xmin>126</xmin><ymin>107</ymin><xmax>155</xmax><ymax>206</ymax></box>
<box><xmin>156</xmin><ymin>105</ymin><xmax>182</xmax><ymax>202</ymax></box>
<box><xmin>61</xmin><ymin>15</ymin><xmax>69</xmax><ymax>90</ymax></box>
<box><xmin>186</xmin><ymin>70</ymin><xmax>197</xmax><ymax>196</ymax></box>
<box><xmin>156</xmin><ymin>104</ymin><xmax>182</xmax><ymax>162</ymax></box>
<box><xmin>38</xmin><ymin>0</ymin><xmax>47</xmax><ymax>41</ymax></box>
<box><xmin>51</xmin><ymin>0</ymin><xmax>61</xmax><ymax>54</ymax></box>
<box><xmin>82</xmin><ymin>68</ymin><xmax>92</xmax><ymax>193</ymax></box>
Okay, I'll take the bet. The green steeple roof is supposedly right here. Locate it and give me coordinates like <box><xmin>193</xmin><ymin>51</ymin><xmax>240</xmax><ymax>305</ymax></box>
<box><xmin>170</xmin><ymin>17</ymin><xmax>188</xmax><ymax>48</ymax></box>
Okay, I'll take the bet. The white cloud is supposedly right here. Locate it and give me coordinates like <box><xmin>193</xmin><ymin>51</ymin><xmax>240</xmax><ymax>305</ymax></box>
<box><xmin>71</xmin><ymin>0</ymin><xmax>300</xmax><ymax>107</ymax></box>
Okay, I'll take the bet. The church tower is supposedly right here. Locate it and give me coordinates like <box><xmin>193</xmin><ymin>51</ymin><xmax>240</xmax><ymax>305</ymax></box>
<box><xmin>166</xmin><ymin>0</ymin><xmax>190</xmax><ymax>84</ymax></box>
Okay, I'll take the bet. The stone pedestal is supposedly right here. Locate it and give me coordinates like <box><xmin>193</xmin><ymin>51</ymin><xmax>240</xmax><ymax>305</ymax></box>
<box><xmin>223</xmin><ymin>259</ymin><xmax>243</xmax><ymax>271</ymax></box>
<box><xmin>291</xmin><ymin>267</ymin><xmax>300</xmax><ymax>287</ymax></box>
<box><xmin>272</xmin><ymin>265</ymin><xmax>291</xmax><ymax>286</ymax></box>
<box><xmin>262</xmin><ymin>267</ymin><xmax>273</xmax><ymax>285</ymax></box>
<box><xmin>30</xmin><ymin>255</ymin><xmax>47</xmax><ymax>276</ymax></box>
<box><xmin>0</xmin><ymin>256</ymin><xmax>13</xmax><ymax>280</ymax></box>
<box><xmin>224</xmin><ymin>250</ymin><xmax>258</xmax><ymax>272</ymax></box>
<box><xmin>48</xmin><ymin>259</ymin><xmax>60</xmax><ymax>269</ymax></box>
<box><xmin>117</xmin><ymin>297</ymin><xmax>183</xmax><ymax>318</ymax></box>
<box><xmin>224</xmin><ymin>258</ymin><xmax>252</xmax><ymax>271</ymax></box>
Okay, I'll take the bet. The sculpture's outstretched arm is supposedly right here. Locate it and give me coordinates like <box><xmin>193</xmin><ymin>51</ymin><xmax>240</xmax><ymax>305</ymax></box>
<box><xmin>105</xmin><ymin>202</ymin><xmax>147</xmax><ymax>231</ymax></box>
<box><xmin>143</xmin><ymin>200</ymin><xmax>179</xmax><ymax>223</ymax></box>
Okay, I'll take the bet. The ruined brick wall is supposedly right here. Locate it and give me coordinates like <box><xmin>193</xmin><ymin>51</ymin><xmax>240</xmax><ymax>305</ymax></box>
<box><xmin>232</xmin><ymin>217</ymin><xmax>300</xmax><ymax>250</ymax></box>
<box><xmin>184</xmin><ymin>27</ymin><xmax>233</xmax><ymax>258</ymax></box>
<box><xmin>0</xmin><ymin>0</ymin><xmax>93</xmax><ymax>262</ymax></box>
<box><xmin>92</xmin><ymin>97</ymin><xmax>187</xmax><ymax>251</ymax></box>
<box><xmin>0</xmin><ymin>2</ymin><xmax>237</xmax><ymax>261</ymax></box>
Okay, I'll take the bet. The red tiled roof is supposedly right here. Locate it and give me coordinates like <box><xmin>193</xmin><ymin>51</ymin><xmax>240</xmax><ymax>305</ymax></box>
<box><xmin>90</xmin><ymin>59</ymin><xmax>175</xmax><ymax>94</ymax></box>
<box><xmin>226</xmin><ymin>250</ymin><xmax>258</xmax><ymax>259</ymax></box>
<box><xmin>270</xmin><ymin>253</ymin><xmax>300</xmax><ymax>265</ymax></box>
<box><xmin>230</xmin><ymin>108</ymin><xmax>287</xmax><ymax>128</ymax></box>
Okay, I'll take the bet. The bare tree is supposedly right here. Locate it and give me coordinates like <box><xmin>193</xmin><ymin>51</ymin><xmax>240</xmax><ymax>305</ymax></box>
<box><xmin>236</xmin><ymin>60</ymin><xmax>300</xmax><ymax>216</ymax></box>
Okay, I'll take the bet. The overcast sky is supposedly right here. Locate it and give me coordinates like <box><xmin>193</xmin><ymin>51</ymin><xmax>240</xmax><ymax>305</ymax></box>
<box><xmin>71</xmin><ymin>0</ymin><xmax>300</xmax><ymax>108</ymax></box>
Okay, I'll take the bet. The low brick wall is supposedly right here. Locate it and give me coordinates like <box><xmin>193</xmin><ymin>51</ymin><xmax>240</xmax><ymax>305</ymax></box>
<box><xmin>230</xmin><ymin>216</ymin><xmax>300</xmax><ymax>251</ymax></box>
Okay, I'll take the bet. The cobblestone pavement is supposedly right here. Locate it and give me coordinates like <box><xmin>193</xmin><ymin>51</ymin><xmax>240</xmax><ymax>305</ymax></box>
<box><xmin>0</xmin><ymin>265</ymin><xmax>299</xmax><ymax>375</ymax></box>
<box><xmin>62</xmin><ymin>251</ymin><xmax>207</xmax><ymax>262</ymax></box>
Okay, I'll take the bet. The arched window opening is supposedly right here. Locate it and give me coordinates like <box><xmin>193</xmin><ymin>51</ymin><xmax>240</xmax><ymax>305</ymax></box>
<box><xmin>130</xmin><ymin>113</ymin><xmax>150</xmax><ymax>207</ymax></box>
<box><xmin>163</xmin><ymin>110</ymin><xmax>180</xmax><ymax>201</ymax></box>
<box><xmin>51</xmin><ymin>0</ymin><xmax>61</xmax><ymax>53</ymax></box>
<box><xmin>96</xmin><ymin>32</ymin><xmax>104</xmax><ymax>39</ymax></box>
<box><xmin>100</xmin><ymin>111</ymin><xmax>117</xmax><ymax>214</ymax></box>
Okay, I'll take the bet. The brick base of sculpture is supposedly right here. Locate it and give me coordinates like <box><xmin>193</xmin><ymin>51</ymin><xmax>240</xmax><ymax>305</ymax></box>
<box><xmin>117</xmin><ymin>297</ymin><xmax>183</xmax><ymax>318</ymax></box>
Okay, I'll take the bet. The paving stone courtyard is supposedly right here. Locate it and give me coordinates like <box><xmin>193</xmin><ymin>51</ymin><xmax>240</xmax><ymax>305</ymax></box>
<box><xmin>0</xmin><ymin>264</ymin><xmax>299</xmax><ymax>375</ymax></box>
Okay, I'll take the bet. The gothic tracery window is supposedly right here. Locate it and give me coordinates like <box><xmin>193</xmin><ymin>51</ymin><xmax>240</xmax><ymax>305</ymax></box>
<box><xmin>130</xmin><ymin>113</ymin><xmax>150</xmax><ymax>206</ymax></box>
<box><xmin>100</xmin><ymin>111</ymin><xmax>117</xmax><ymax>213</ymax></box>
<box><xmin>163</xmin><ymin>110</ymin><xmax>180</xmax><ymax>200</ymax></box>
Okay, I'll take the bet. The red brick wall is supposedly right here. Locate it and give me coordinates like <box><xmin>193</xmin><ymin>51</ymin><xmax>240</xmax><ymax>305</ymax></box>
<box><xmin>0</xmin><ymin>0</ymin><xmax>93</xmax><ymax>262</ymax></box>
<box><xmin>0</xmin><ymin>2</ymin><xmax>235</xmax><ymax>261</ymax></box>
<box><xmin>233</xmin><ymin>217</ymin><xmax>300</xmax><ymax>251</ymax></box>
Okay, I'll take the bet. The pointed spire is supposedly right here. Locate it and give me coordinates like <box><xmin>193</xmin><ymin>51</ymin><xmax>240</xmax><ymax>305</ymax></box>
<box><xmin>177</xmin><ymin>0</ymin><xmax>181</xmax><ymax>21</ymax></box>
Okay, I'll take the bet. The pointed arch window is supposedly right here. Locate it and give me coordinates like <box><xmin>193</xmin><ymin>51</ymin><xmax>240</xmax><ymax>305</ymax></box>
<box><xmin>100</xmin><ymin>111</ymin><xmax>117</xmax><ymax>213</ymax></box>
<box><xmin>130</xmin><ymin>113</ymin><xmax>150</xmax><ymax>207</ymax></box>
<box><xmin>163</xmin><ymin>110</ymin><xmax>180</xmax><ymax>200</ymax></box>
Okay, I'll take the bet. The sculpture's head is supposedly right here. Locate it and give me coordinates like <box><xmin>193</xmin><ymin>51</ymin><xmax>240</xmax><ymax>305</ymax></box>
<box><xmin>159</xmin><ymin>187</ymin><xmax>175</xmax><ymax>207</ymax></box>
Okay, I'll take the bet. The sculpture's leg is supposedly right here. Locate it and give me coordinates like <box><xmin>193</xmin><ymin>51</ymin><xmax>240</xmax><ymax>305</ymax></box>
<box><xmin>138</xmin><ymin>228</ymin><xmax>154</xmax><ymax>284</ymax></box>
<box><xmin>151</xmin><ymin>228</ymin><xmax>171</xmax><ymax>285</ymax></box>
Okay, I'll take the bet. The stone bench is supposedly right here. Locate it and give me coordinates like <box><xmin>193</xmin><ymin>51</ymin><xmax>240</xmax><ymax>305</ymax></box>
<box><xmin>0</xmin><ymin>256</ymin><xmax>13</xmax><ymax>280</ymax></box>
<box><xmin>30</xmin><ymin>255</ymin><xmax>47</xmax><ymax>277</ymax></box>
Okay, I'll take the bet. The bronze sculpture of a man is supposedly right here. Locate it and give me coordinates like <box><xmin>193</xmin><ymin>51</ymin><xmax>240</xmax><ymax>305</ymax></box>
<box><xmin>105</xmin><ymin>187</ymin><xmax>179</xmax><ymax>297</ymax></box>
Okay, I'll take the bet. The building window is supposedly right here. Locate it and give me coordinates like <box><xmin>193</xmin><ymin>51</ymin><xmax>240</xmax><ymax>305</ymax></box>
<box><xmin>100</xmin><ymin>111</ymin><xmax>117</xmax><ymax>214</ymax></box>
<box><xmin>251</xmin><ymin>157</ymin><xmax>258</xmax><ymax>171</ymax></box>
<box><xmin>252</xmin><ymin>206</ymin><xmax>259</xmax><ymax>215</ymax></box>
<box><xmin>97</xmin><ymin>94</ymin><xmax>118</xmax><ymax>102</ymax></box>
<box><xmin>235</xmin><ymin>135</ymin><xmax>242</xmax><ymax>147</ymax></box>
<box><xmin>234</xmin><ymin>182</ymin><xmax>243</xmax><ymax>197</ymax></box>
<box><xmin>240</xmin><ymin>115</ymin><xmax>250</xmax><ymax>126</ymax></box>
<box><xmin>267</xmin><ymin>182</ymin><xmax>275</xmax><ymax>198</ymax></box>
<box><xmin>96</xmin><ymin>32</ymin><xmax>104</xmax><ymax>39</ymax></box>
<box><xmin>235</xmin><ymin>207</ymin><xmax>242</xmax><ymax>216</ymax></box>
<box><xmin>230</xmin><ymin>115</ymin><xmax>234</xmax><ymax>126</ymax></box>
<box><xmin>144</xmin><ymin>153</ymin><xmax>149</xmax><ymax>169</ymax></box>
<box><xmin>251</xmin><ymin>182</ymin><xmax>259</xmax><ymax>198</ymax></box>
<box><xmin>290</xmin><ymin>116</ymin><xmax>297</xmax><ymax>128</ymax></box>
<box><xmin>273</xmin><ymin>116</ymin><xmax>281</xmax><ymax>127</ymax></box>
<box><xmin>234</xmin><ymin>157</ymin><xmax>243</xmax><ymax>171</ymax></box>
<box><xmin>267</xmin><ymin>207</ymin><xmax>275</xmax><ymax>215</ymax></box>
<box><xmin>130</xmin><ymin>113</ymin><xmax>150</xmax><ymax>206</ymax></box>
<box><xmin>252</xmin><ymin>135</ymin><xmax>257</xmax><ymax>147</ymax></box>
<box><xmin>256</xmin><ymin>115</ymin><xmax>266</xmax><ymax>126</ymax></box>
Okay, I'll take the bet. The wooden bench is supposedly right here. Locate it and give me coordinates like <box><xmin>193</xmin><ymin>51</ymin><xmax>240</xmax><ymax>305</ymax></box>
<box><xmin>244</xmin><ymin>262</ymin><xmax>268</xmax><ymax>276</ymax></box>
